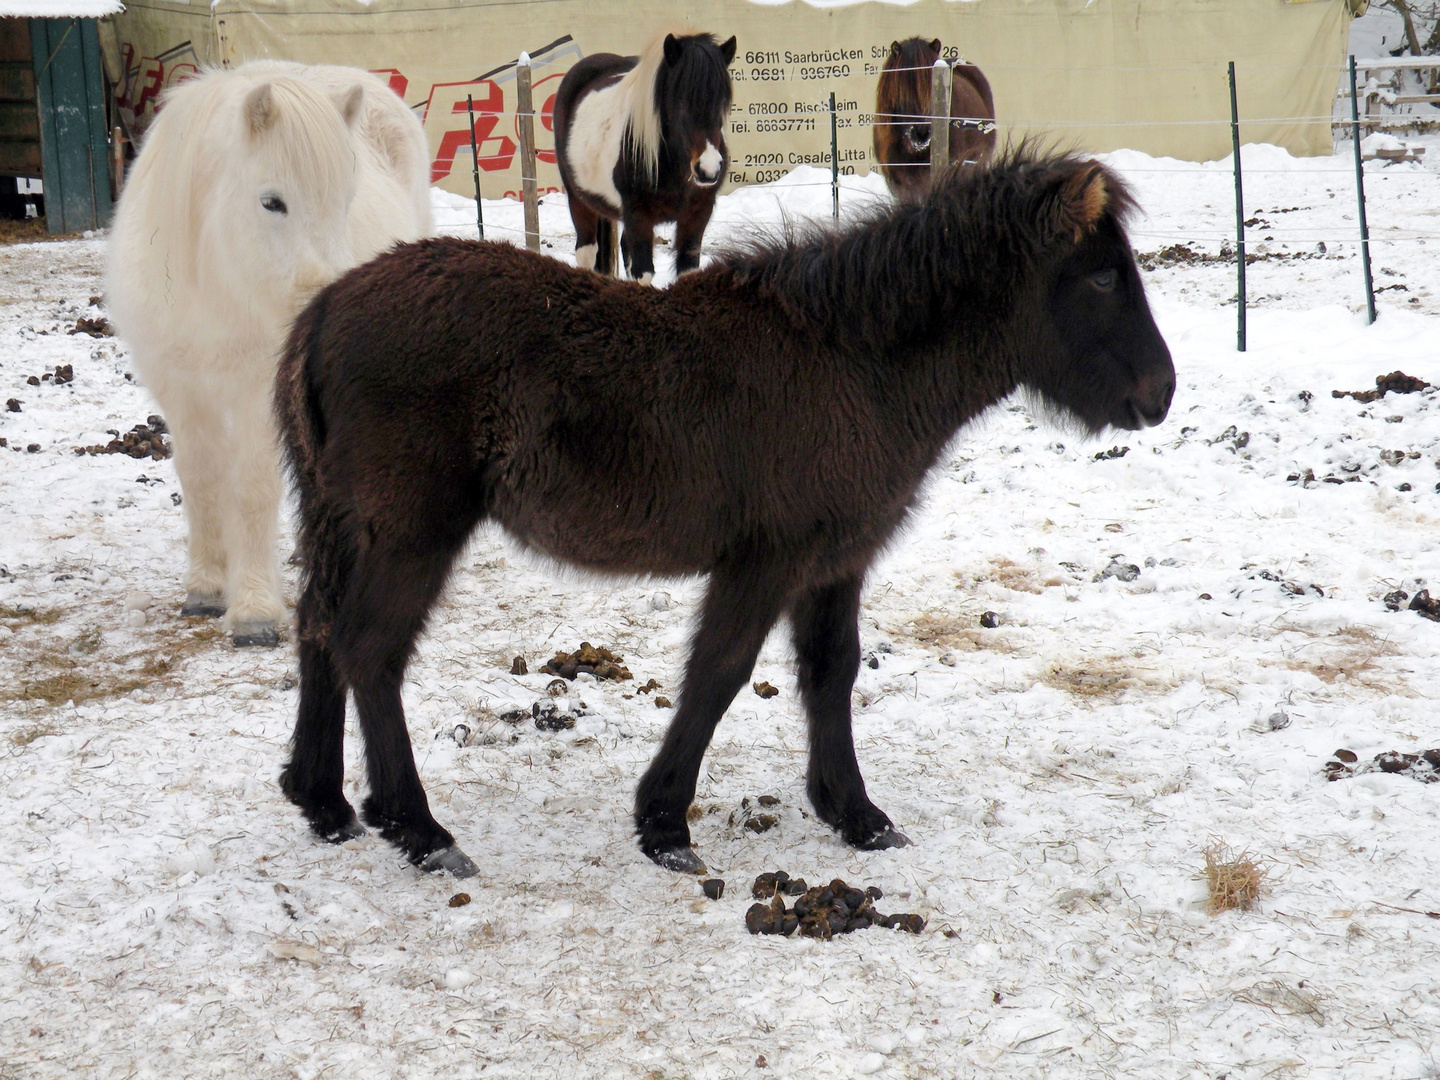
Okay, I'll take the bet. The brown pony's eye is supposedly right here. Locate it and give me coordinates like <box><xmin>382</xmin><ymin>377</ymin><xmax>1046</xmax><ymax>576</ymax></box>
<box><xmin>1089</xmin><ymin>269</ymin><xmax>1118</xmax><ymax>292</ymax></box>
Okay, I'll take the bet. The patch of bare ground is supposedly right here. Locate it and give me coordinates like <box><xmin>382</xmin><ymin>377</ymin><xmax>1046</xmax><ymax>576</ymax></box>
<box><xmin>1041</xmin><ymin>652</ymin><xmax>1178</xmax><ymax>701</ymax></box>
<box><xmin>1272</xmin><ymin>624</ymin><xmax>1404</xmax><ymax>692</ymax></box>
<box><xmin>895</xmin><ymin>612</ymin><xmax>1019</xmax><ymax>654</ymax></box>
<box><xmin>2</xmin><ymin>618</ymin><xmax>225</xmax><ymax>709</ymax></box>
<box><xmin>954</xmin><ymin>557</ymin><xmax>1047</xmax><ymax>595</ymax></box>
<box><xmin>0</xmin><ymin>217</ymin><xmax>53</xmax><ymax>245</ymax></box>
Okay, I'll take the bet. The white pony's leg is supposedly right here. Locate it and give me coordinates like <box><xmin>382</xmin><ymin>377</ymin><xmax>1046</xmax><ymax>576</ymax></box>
<box><xmin>162</xmin><ymin>380</ymin><xmax>230</xmax><ymax>615</ymax></box>
<box><xmin>221</xmin><ymin>370</ymin><xmax>286</xmax><ymax>647</ymax></box>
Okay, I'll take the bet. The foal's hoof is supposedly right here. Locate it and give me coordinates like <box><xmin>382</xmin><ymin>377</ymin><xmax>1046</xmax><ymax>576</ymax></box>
<box><xmin>646</xmin><ymin>846</ymin><xmax>708</xmax><ymax>875</ymax></box>
<box><xmin>324</xmin><ymin>817</ymin><xmax>367</xmax><ymax>843</ymax></box>
<box><xmin>232</xmin><ymin>621</ymin><xmax>280</xmax><ymax>648</ymax></box>
<box><xmin>181</xmin><ymin>591</ymin><xmax>226</xmax><ymax>618</ymax></box>
<box><xmin>858</xmin><ymin>826</ymin><xmax>913</xmax><ymax>851</ymax></box>
<box><xmin>420</xmin><ymin>845</ymin><xmax>478</xmax><ymax>878</ymax></box>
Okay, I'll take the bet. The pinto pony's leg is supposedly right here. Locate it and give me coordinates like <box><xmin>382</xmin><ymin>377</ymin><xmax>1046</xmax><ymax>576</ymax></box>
<box><xmin>635</xmin><ymin>551</ymin><xmax>792</xmax><ymax>872</ymax></box>
<box><xmin>222</xmin><ymin>376</ymin><xmax>286</xmax><ymax>646</ymax></box>
<box><xmin>570</xmin><ymin>197</ymin><xmax>603</xmax><ymax>273</ymax></box>
<box><xmin>162</xmin><ymin>383</ymin><xmax>229</xmax><ymax>616</ymax></box>
<box><xmin>618</xmin><ymin>211</ymin><xmax>656</xmax><ymax>284</ymax></box>
<box><xmin>673</xmin><ymin>198</ymin><xmax>716</xmax><ymax>276</ymax></box>
<box><xmin>791</xmin><ymin>578</ymin><xmax>911</xmax><ymax>851</ymax></box>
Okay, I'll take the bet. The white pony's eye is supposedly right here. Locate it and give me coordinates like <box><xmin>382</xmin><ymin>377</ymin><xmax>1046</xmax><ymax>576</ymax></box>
<box><xmin>261</xmin><ymin>194</ymin><xmax>288</xmax><ymax>215</ymax></box>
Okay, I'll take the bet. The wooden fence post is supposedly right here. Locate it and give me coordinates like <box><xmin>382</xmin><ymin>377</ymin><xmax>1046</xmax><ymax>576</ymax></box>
<box><xmin>929</xmin><ymin>58</ymin><xmax>952</xmax><ymax>175</ymax></box>
<box><xmin>516</xmin><ymin>52</ymin><xmax>540</xmax><ymax>254</ymax></box>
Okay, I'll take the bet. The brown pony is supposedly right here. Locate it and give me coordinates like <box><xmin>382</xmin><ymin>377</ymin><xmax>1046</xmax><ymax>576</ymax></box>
<box><xmin>275</xmin><ymin>150</ymin><xmax>1174</xmax><ymax>878</ymax></box>
<box><xmin>874</xmin><ymin>37</ymin><xmax>996</xmax><ymax>202</ymax></box>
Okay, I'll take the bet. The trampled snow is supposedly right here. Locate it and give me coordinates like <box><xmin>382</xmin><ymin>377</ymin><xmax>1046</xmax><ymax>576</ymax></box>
<box><xmin>2</xmin><ymin>139</ymin><xmax>1438</xmax><ymax>1078</ymax></box>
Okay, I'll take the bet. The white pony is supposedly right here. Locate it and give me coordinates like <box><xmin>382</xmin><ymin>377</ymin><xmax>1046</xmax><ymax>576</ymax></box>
<box><xmin>107</xmin><ymin>61</ymin><xmax>431</xmax><ymax>646</ymax></box>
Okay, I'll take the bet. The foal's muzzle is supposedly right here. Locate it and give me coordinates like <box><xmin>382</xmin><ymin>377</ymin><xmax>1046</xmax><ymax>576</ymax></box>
<box><xmin>1125</xmin><ymin>367</ymin><xmax>1177</xmax><ymax>428</ymax></box>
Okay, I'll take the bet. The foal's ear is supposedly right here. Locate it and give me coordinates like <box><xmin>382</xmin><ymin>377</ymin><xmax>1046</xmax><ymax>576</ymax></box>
<box><xmin>244</xmin><ymin>83</ymin><xmax>278</xmax><ymax>138</ymax></box>
<box><xmin>663</xmin><ymin>34</ymin><xmax>684</xmax><ymax>66</ymax></box>
<box><xmin>1049</xmin><ymin>161</ymin><xmax>1110</xmax><ymax>243</ymax></box>
<box><xmin>719</xmin><ymin>35</ymin><xmax>738</xmax><ymax>67</ymax></box>
<box><xmin>333</xmin><ymin>83</ymin><xmax>365</xmax><ymax>129</ymax></box>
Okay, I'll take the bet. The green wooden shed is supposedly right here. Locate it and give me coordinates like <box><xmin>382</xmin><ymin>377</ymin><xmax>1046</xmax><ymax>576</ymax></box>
<box><xmin>1</xmin><ymin>1</ymin><xmax>121</xmax><ymax>233</ymax></box>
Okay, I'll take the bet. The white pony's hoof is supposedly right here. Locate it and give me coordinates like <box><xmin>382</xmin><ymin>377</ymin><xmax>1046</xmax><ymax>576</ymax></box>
<box><xmin>181</xmin><ymin>591</ymin><xmax>226</xmax><ymax>618</ymax></box>
<box><xmin>232</xmin><ymin>621</ymin><xmax>280</xmax><ymax>648</ymax></box>
<box><xmin>420</xmin><ymin>845</ymin><xmax>478</xmax><ymax>877</ymax></box>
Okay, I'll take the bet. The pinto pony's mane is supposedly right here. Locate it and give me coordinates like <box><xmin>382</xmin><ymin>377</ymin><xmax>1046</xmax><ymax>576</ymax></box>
<box><xmin>123</xmin><ymin>69</ymin><xmax>357</xmax><ymax>284</ymax></box>
<box><xmin>710</xmin><ymin>149</ymin><xmax>1137</xmax><ymax>349</ymax></box>
<box><xmin>617</xmin><ymin>29</ymin><xmax>731</xmax><ymax>186</ymax></box>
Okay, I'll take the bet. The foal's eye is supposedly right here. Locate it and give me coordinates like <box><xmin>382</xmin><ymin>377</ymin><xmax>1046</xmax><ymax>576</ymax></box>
<box><xmin>1088</xmin><ymin>269</ymin><xmax>1118</xmax><ymax>292</ymax></box>
<box><xmin>261</xmin><ymin>194</ymin><xmax>288</xmax><ymax>215</ymax></box>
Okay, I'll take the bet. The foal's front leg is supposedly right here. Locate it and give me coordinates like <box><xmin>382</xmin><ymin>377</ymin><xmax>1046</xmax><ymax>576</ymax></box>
<box><xmin>635</xmin><ymin>557</ymin><xmax>791</xmax><ymax>872</ymax></box>
<box><xmin>791</xmin><ymin>577</ymin><xmax>911</xmax><ymax>850</ymax></box>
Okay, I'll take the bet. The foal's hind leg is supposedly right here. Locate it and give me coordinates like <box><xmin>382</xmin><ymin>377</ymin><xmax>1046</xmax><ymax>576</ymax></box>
<box><xmin>791</xmin><ymin>576</ymin><xmax>911</xmax><ymax>851</ymax></box>
<box><xmin>280</xmin><ymin>636</ymin><xmax>362</xmax><ymax>842</ymax></box>
<box><xmin>331</xmin><ymin>543</ymin><xmax>478</xmax><ymax>876</ymax></box>
<box><xmin>635</xmin><ymin>555</ymin><xmax>792</xmax><ymax>872</ymax></box>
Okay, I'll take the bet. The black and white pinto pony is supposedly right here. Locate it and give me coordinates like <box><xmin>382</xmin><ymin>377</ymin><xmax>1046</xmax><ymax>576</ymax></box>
<box><xmin>275</xmin><ymin>151</ymin><xmax>1175</xmax><ymax>878</ymax></box>
<box><xmin>553</xmin><ymin>30</ymin><xmax>736</xmax><ymax>282</ymax></box>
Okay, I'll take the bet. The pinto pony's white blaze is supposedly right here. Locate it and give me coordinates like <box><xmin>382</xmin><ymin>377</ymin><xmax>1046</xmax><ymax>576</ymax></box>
<box><xmin>695</xmin><ymin>140</ymin><xmax>723</xmax><ymax>185</ymax></box>
<box><xmin>105</xmin><ymin>61</ymin><xmax>431</xmax><ymax>645</ymax></box>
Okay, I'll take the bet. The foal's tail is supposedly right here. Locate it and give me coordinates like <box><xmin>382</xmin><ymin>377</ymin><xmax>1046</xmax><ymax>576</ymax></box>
<box><xmin>276</xmin><ymin>291</ymin><xmax>353</xmax><ymax>646</ymax></box>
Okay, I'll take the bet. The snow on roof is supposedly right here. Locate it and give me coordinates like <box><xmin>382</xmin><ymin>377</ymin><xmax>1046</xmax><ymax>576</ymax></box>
<box><xmin>0</xmin><ymin>1</ymin><xmax>123</xmax><ymax>16</ymax></box>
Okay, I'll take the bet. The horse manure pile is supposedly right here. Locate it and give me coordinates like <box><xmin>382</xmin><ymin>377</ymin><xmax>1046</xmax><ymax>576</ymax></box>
<box><xmin>1385</xmin><ymin>589</ymin><xmax>1440</xmax><ymax>622</ymax></box>
<box><xmin>732</xmin><ymin>794</ymin><xmax>780</xmax><ymax>834</ymax></box>
<box><xmin>539</xmin><ymin>642</ymin><xmax>631</xmax><ymax>682</ymax></box>
<box><xmin>1332</xmin><ymin>370</ymin><xmax>1431</xmax><ymax>404</ymax></box>
<box><xmin>76</xmin><ymin>416</ymin><xmax>171</xmax><ymax>461</ymax></box>
<box><xmin>1325</xmin><ymin>747</ymin><xmax>1440</xmax><ymax>784</ymax></box>
<box><xmin>25</xmin><ymin>365</ymin><xmax>73</xmax><ymax>387</ymax></box>
<box><xmin>497</xmin><ymin>698</ymin><xmax>591</xmax><ymax>732</ymax></box>
<box><xmin>745</xmin><ymin>871</ymin><xmax>925</xmax><ymax>938</ymax></box>
<box><xmin>68</xmin><ymin>316</ymin><xmax>112</xmax><ymax>338</ymax></box>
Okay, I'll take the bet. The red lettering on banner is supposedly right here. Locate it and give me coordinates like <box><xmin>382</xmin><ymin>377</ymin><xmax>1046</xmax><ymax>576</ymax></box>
<box><xmin>425</xmin><ymin>79</ymin><xmax>517</xmax><ymax>183</ymax></box>
<box><xmin>526</xmin><ymin>73</ymin><xmax>564</xmax><ymax>165</ymax></box>
<box><xmin>134</xmin><ymin>57</ymin><xmax>167</xmax><ymax>117</ymax></box>
<box><xmin>370</xmin><ymin>69</ymin><xmax>409</xmax><ymax>100</ymax></box>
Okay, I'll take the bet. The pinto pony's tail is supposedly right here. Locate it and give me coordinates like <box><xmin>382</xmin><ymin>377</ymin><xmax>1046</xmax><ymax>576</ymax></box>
<box><xmin>275</xmin><ymin>290</ymin><xmax>352</xmax><ymax>647</ymax></box>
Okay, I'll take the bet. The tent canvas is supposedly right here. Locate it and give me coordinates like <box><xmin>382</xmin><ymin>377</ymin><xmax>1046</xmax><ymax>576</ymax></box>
<box><xmin>104</xmin><ymin>0</ymin><xmax>1357</xmax><ymax>199</ymax></box>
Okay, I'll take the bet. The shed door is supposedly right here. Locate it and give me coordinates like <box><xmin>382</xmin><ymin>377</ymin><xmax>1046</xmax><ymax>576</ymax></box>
<box><xmin>31</xmin><ymin>17</ymin><xmax>111</xmax><ymax>233</ymax></box>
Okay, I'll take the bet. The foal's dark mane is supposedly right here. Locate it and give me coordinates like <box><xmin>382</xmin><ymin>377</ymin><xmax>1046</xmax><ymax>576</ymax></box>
<box><xmin>709</xmin><ymin>149</ymin><xmax>1138</xmax><ymax>351</ymax></box>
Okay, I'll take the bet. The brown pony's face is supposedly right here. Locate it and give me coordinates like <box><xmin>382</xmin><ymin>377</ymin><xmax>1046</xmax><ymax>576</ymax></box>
<box><xmin>876</xmin><ymin>37</ymin><xmax>945</xmax><ymax>198</ymax></box>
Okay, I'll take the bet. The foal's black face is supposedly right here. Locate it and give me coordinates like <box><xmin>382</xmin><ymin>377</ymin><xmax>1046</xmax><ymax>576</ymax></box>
<box><xmin>1033</xmin><ymin>218</ymin><xmax>1175</xmax><ymax>432</ymax></box>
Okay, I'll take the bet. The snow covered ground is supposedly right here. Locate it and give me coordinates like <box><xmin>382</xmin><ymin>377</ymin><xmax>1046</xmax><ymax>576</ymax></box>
<box><xmin>2</xmin><ymin>135</ymin><xmax>1439</xmax><ymax>1080</ymax></box>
